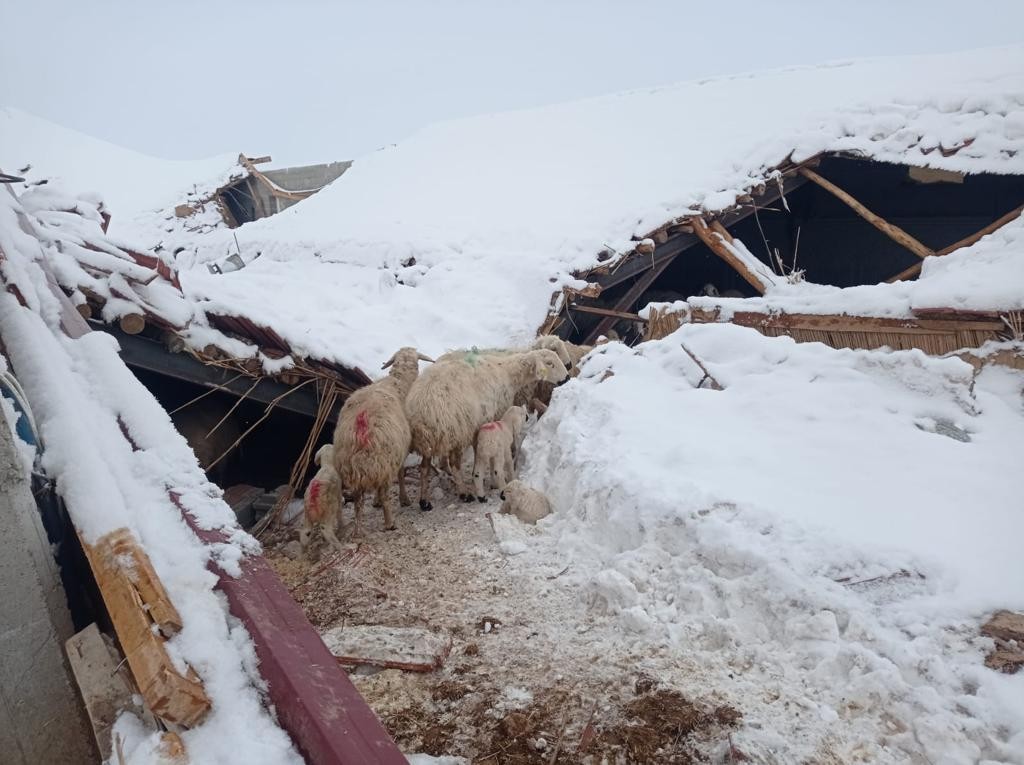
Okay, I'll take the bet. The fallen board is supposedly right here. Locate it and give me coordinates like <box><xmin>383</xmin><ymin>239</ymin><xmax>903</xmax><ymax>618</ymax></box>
<box><xmin>321</xmin><ymin>625</ymin><xmax>452</xmax><ymax>672</ymax></box>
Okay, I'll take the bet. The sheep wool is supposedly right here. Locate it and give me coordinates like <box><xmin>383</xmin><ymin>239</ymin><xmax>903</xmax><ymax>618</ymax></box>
<box><xmin>499</xmin><ymin>480</ymin><xmax>553</xmax><ymax>525</ymax></box>
<box><xmin>332</xmin><ymin>347</ymin><xmax>432</xmax><ymax>533</ymax></box>
<box><xmin>407</xmin><ymin>348</ymin><xmax>568</xmax><ymax>508</ymax></box>
<box><xmin>472</xmin><ymin>405</ymin><xmax>527</xmax><ymax>500</ymax></box>
<box><xmin>300</xmin><ymin>444</ymin><xmax>345</xmax><ymax>555</ymax></box>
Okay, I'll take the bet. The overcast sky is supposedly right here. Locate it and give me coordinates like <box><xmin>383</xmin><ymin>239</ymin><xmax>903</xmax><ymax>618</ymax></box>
<box><xmin>3</xmin><ymin>1</ymin><xmax>1023</xmax><ymax>167</ymax></box>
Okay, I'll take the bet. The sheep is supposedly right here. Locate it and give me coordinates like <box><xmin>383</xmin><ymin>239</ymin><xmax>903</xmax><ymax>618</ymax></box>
<box><xmin>407</xmin><ymin>348</ymin><xmax>568</xmax><ymax>509</ymax></box>
<box><xmin>299</xmin><ymin>444</ymin><xmax>344</xmax><ymax>556</ymax></box>
<box><xmin>332</xmin><ymin>347</ymin><xmax>433</xmax><ymax>535</ymax></box>
<box><xmin>531</xmin><ymin>340</ymin><xmax>594</xmax><ymax>413</ymax></box>
<box><xmin>472</xmin><ymin>405</ymin><xmax>527</xmax><ymax>501</ymax></box>
<box><xmin>499</xmin><ymin>480</ymin><xmax>552</xmax><ymax>524</ymax></box>
<box><xmin>700</xmin><ymin>283</ymin><xmax>745</xmax><ymax>299</ymax></box>
<box><xmin>439</xmin><ymin>336</ymin><xmax>573</xmax><ymax>415</ymax></box>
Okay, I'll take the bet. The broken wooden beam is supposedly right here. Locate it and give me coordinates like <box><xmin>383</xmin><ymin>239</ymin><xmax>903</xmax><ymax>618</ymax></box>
<box><xmin>583</xmin><ymin>253</ymin><xmax>675</xmax><ymax>343</ymax></box>
<box><xmin>887</xmin><ymin>203</ymin><xmax>1024</xmax><ymax>282</ymax></box>
<box><xmin>320</xmin><ymin>625</ymin><xmax>452</xmax><ymax>673</ymax></box>
<box><xmin>691</xmin><ymin>217</ymin><xmax>769</xmax><ymax>294</ymax></box>
<box><xmin>981</xmin><ymin>611</ymin><xmax>1024</xmax><ymax>675</ymax></box>
<box><xmin>570</xmin><ymin>304</ymin><xmax>647</xmax><ymax>322</ymax></box>
<box><xmin>80</xmin><ymin>528</ymin><xmax>210</xmax><ymax>727</ymax></box>
<box><xmin>798</xmin><ymin>166</ymin><xmax>935</xmax><ymax>260</ymax></box>
<box><xmin>66</xmin><ymin>623</ymin><xmax>159</xmax><ymax>759</ymax></box>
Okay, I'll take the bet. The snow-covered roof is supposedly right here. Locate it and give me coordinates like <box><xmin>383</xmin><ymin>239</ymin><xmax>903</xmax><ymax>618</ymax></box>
<box><xmin>6</xmin><ymin>47</ymin><xmax>1024</xmax><ymax>375</ymax></box>
<box><xmin>0</xmin><ymin>107</ymin><xmax>246</xmax><ymax>243</ymax></box>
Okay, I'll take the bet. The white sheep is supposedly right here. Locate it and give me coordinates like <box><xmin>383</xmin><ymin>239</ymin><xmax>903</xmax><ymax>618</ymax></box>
<box><xmin>472</xmin><ymin>405</ymin><xmax>527</xmax><ymax>501</ymax></box>
<box><xmin>299</xmin><ymin>444</ymin><xmax>344</xmax><ymax>555</ymax></box>
<box><xmin>439</xmin><ymin>336</ymin><xmax>573</xmax><ymax>414</ymax></box>
<box><xmin>407</xmin><ymin>348</ymin><xmax>568</xmax><ymax>509</ymax></box>
<box><xmin>332</xmin><ymin>347</ymin><xmax>433</xmax><ymax>535</ymax></box>
<box><xmin>499</xmin><ymin>480</ymin><xmax>552</xmax><ymax>524</ymax></box>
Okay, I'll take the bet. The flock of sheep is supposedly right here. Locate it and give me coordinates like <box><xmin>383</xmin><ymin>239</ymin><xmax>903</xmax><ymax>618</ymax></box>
<box><xmin>299</xmin><ymin>336</ymin><xmax>594</xmax><ymax>555</ymax></box>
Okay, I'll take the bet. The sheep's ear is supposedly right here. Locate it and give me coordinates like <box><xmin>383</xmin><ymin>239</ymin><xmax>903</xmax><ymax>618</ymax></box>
<box><xmin>381</xmin><ymin>352</ymin><xmax>397</xmax><ymax>369</ymax></box>
<box><xmin>417</xmin><ymin>353</ymin><xmax>435</xmax><ymax>363</ymax></box>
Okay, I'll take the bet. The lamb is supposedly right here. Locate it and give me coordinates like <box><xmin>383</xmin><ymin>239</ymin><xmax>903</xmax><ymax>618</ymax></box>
<box><xmin>332</xmin><ymin>346</ymin><xmax>433</xmax><ymax>535</ymax></box>
<box><xmin>700</xmin><ymin>283</ymin><xmax>745</xmax><ymax>299</ymax></box>
<box><xmin>407</xmin><ymin>348</ymin><xmax>568</xmax><ymax>509</ymax></box>
<box><xmin>499</xmin><ymin>480</ymin><xmax>552</xmax><ymax>524</ymax></box>
<box><xmin>299</xmin><ymin>444</ymin><xmax>344</xmax><ymax>555</ymax></box>
<box><xmin>472</xmin><ymin>405</ymin><xmax>527</xmax><ymax>501</ymax></box>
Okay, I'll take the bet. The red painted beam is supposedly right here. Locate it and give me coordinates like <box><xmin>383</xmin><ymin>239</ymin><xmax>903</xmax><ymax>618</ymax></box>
<box><xmin>177</xmin><ymin>501</ymin><xmax>407</xmax><ymax>764</ymax></box>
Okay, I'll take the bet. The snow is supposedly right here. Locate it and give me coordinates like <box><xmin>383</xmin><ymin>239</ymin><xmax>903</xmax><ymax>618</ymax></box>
<box><xmin>0</xmin><ymin>107</ymin><xmax>244</xmax><ymax>242</ymax></box>
<box><xmin>521</xmin><ymin>322</ymin><xmax>1024</xmax><ymax>762</ymax></box>
<box><xmin>0</xmin><ymin>187</ymin><xmax>300</xmax><ymax>764</ymax></box>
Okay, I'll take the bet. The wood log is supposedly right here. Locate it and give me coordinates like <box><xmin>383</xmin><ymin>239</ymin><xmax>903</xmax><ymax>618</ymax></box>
<box><xmin>564</xmin><ymin>282</ymin><xmax>603</xmax><ymax>299</ymax></box>
<box><xmin>691</xmin><ymin>217</ymin><xmax>767</xmax><ymax>294</ymax></box>
<box><xmin>887</xmin><ymin>204</ymin><xmax>1024</xmax><ymax>283</ymax></box>
<box><xmin>80</xmin><ymin>528</ymin><xmax>210</xmax><ymax>727</ymax></box>
<box><xmin>75</xmin><ymin>301</ymin><xmax>92</xmax><ymax>320</ymax></box>
<box><xmin>798</xmin><ymin>167</ymin><xmax>934</xmax><ymax>260</ymax></box>
<box><xmin>118</xmin><ymin>313</ymin><xmax>146</xmax><ymax>335</ymax></box>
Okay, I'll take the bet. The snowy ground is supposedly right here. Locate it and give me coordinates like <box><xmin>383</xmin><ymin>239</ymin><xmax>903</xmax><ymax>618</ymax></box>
<box><xmin>268</xmin><ymin>326</ymin><xmax>1024</xmax><ymax>764</ymax></box>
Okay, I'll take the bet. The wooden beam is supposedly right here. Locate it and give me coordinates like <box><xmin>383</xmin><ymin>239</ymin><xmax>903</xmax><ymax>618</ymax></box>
<box><xmin>118</xmin><ymin>313</ymin><xmax>146</xmax><ymax>335</ymax></box>
<box><xmin>691</xmin><ymin>217</ymin><xmax>768</xmax><ymax>294</ymax></box>
<box><xmin>798</xmin><ymin>166</ymin><xmax>935</xmax><ymax>260</ymax></box>
<box><xmin>583</xmin><ymin>249</ymin><xmax>674</xmax><ymax>343</ymax></box>
<box><xmin>887</xmin><ymin>204</ymin><xmax>1024</xmax><ymax>283</ymax></box>
<box><xmin>570</xmin><ymin>304</ymin><xmax>647</xmax><ymax>322</ymax></box>
<box><xmin>691</xmin><ymin>308</ymin><xmax>1005</xmax><ymax>334</ymax></box>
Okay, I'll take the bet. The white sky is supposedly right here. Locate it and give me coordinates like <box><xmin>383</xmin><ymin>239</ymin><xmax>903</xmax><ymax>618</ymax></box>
<box><xmin>2</xmin><ymin>0</ymin><xmax>1023</xmax><ymax>167</ymax></box>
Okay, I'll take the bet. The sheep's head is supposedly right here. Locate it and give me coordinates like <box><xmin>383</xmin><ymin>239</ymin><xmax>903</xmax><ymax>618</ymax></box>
<box><xmin>314</xmin><ymin>443</ymin><xmax>334</xmax><ymax>467</ymax></box>
<box><xmin>530</xmin><ymin>349</ymin><xmax>570</xmax><ymax>384</ymax></box>
<box><xmin>382</xmin><ymin>347</ymin><xmax>434</xmax><ymax>380</ymax></box>
<box><xmin>532</xmin><ymin>335</ymin><xmax>572</xmax><ymax>369</ymax></box>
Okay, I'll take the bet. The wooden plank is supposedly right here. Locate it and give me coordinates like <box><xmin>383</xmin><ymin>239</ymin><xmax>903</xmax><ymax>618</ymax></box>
<box><xmin>584</xmin><ymin>247</ymin><xmax>676</xmax><ymax>342</ymax></box>
<box><xmin>887</xmin><ymin>204</ymin><xmax>1024</xmax><ymax>283</ymax></box>
<box><xmin>694</xmin><ymin>309</ymin><xmax>1004</xmax><ymax>334</ymax></box>
<box><xmin>570</xmin><ymin>304</ymin><xmax>647</xmax><ymax>322</ymax></box>
<box><xmin>691</xmin><ymin>217</ymin><xmax>768</xmax><ymax>294</ymax></box>
<box><xmin>66</xmin><ymin>623</ymin><xmax>159</xmax><ymax>759</ymax></box>
<box><xmin>799</xmin><ymin>166</ymin><xmax>934</xmax><ymax>260</ymax></box>
<box><xmin>80</xmin><ymin>528</ymin><xmax>210</xmax><ymax>727</ymax></box>
<box><xmin>321</xmin><ymin>625</ymin><xmax>452</xmax><ymax>673</ymax></box>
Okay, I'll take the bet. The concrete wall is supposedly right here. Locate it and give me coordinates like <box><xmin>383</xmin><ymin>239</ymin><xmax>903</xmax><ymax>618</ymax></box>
<box><xmin>0</xmin><ymin>422</ymin><xmax>94</xmax><ymax>763</ymax></box>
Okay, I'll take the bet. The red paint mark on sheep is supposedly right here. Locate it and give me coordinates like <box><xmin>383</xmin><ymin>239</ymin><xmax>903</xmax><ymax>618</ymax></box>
<box><xmin>306</xmin><ymin>479</ymin><xmax>324</xmax><ymax>523</ymax></box>
<box><xmin>480</xmin><ymin>422</ymin><xmax>503</xmax><ymax>432</ymax></box>
<box><xmin>355</xmin><ymin>411</ymin><xmax>372</xmax><ymax>449</ymax></box>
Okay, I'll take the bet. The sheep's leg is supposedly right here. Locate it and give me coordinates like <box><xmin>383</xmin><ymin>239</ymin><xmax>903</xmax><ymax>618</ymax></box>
<box><xmin>451</xmin><ymin>447</ymin><xmax>474</xmax><ymax>503</ymax></box>
<box><xmin>418</xmin><ymin>455</ymin><xmax>433</xmax><ymax>511</ymax></box>
<box><xmin>473</xmin><ymin>449</ymin><xmax>487</xmax><ymax>502</ymax></box>
<box><xmin>350</xmin><ymin>493</ymin><xmax>365</xmax><ymax>538</ymax></box>
<box><xmin>398</xmin><ymin>464</ymin><xmax>410</xmax><ymax>507</ymax></box>
<box><xmin>379</xmin><ymin>483</ymin><xmax>397</xmax><ymax>531</ymax></box>
<box><xmin>497</xmin><ymin>450</ymin><xmax>513</xmax><ymax>498</ymax></box>
<box><xmin>322</xmin><ymin>516</ymin><xmax>347</xmax><ymax>555</ymax></box>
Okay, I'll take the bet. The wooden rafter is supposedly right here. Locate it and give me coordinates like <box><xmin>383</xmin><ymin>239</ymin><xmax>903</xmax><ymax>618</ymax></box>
<box><xmin>888</xmin><ymin>203</ymin><xmax>1024</xmax><ymax>283</ymax></box>
<box><xmin>798</xmin><ymin>166</ymin><xmax>935</xmax><ymax>260</ymax></box>
<box><xmin>570</xmin><ymin>304</ymin><xmax>646</xmax><ymax>322</ymax></box>
<box><xmin>691</xmin><ymin>217</ymin><xmax>770</xmax><ymax>294</ymax></box>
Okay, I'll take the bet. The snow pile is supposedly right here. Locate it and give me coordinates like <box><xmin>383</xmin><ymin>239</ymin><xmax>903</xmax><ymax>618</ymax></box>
<box><xmin>0</xmin><ymin>188</ymin><xmax>299</xmax><ymax>762</ymax></box>
<box><xmin>0</xmin><ymin>107</ymin><xmax>243</xmax><ymax>243</ymax></box>
<box><xmin>524</xmin><ymin>323</ymin><xmax>1024</xmax><ymax>763</ymax></box>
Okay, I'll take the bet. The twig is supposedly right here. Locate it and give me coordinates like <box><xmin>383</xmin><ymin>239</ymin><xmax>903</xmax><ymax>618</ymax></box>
<box><xmin>168</xmin><ymin>372</ymin><xmax>245</xmax><ymax>414</ymax></box>
<box><xmin>576</xmin><ymin>697</ymin><xmax>601</xmax><ymax>753</ymax></box>
<box><xmin>204</xmin><ymin>377</ymin><xmax>261</xmax><ymax>438</ymax></box>
<box><xmin>680</xmin><ymin>342</ymin><xmax>723</xmax><ymax>390</ymax></box>
<box><xmin>485</xmin><ymin>512</ymin><xmax>497</xmax><ymax>537</ymax></box>
<box><xmin>546</xmin><ymin>565</ymin><xmax>570</xmax><ymax>580</ymax></box>
<box><xmin>206</xmin><ymin>378</ymin><xmax>315</xmax><ymax>472</ymax></box>
<box><xmin>548</xmin><ymin>708</ymin><xmax>569</xmax><ymax>764</ymax></box>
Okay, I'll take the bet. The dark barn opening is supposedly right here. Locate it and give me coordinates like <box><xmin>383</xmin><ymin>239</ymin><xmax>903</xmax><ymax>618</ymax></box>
<box><xmin>565</xmin><ymin>155</ymin><xmax>1024</xmax><ymax>344</ymax></box>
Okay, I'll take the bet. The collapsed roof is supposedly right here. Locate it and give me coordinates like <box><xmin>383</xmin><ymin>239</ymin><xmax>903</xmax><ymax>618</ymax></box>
<box><xmin>4</xmin><ymin>47</ymin><xmax>1023</xmax><ymax>380</ymax></box>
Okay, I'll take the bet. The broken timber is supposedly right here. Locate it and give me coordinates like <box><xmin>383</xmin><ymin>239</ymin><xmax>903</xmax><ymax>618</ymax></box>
<box><xmin>691</xmin><ymin>217</ymin><xmax>770</xmax><ymax>294</ymax></box>
<box><xmin>887</xmin><ymin>203</ymin><xmax>1024</xmax><ymax>283</ymax></box>
<box><xmin>320</xmin><ymin>625</ymin><xmax>453</xmax><ymax>673</ymax></box>
<box><xmin>575</xmin><ymin>165</ymin><xmax>810</xmax><ymax>343</ymax></box>
<box><xmin>79</xmin><ymin>528</ymin><xmax>211</xmax><ymax>727</ymax></box>
<box><xmin>798</xmin><ymin>166</ymin><xmax>935</xmax><ymax>260</ymax></box>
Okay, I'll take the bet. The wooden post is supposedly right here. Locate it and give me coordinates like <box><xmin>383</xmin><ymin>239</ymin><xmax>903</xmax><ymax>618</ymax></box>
<box><xmin>691</xmin><ymin>218</ymin><xmax>768</xmax><ymax>294</ymax></box>
<box><xmin>798</xmin><ymin>166</ymin><xmax>934</xmax><ymax>260</ymax></box>
<box><xmin>887</xmin><ymin>204</ymin><xmax>1024</xmax><ymax>282</ymax></box>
